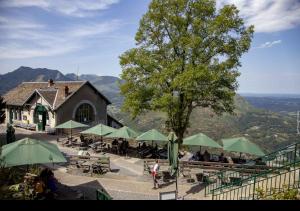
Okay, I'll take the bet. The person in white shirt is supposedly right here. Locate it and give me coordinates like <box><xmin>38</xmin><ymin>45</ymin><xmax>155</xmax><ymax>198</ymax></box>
<box><xmin>152</xmin><ymin>160</ymin><xmax>160</xmax><ymax>189</ymax></box>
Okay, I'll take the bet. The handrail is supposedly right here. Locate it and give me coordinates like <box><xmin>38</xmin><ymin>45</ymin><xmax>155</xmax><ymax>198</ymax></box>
<box><xmin>205</xmin><ymin>142</ymin><xmax>300</xmax><ymax>196</ymax></box>
<box><xmin>212</xmin><ymin>164</ymin><xmax>300</xmax><ymax>200</ymax></box>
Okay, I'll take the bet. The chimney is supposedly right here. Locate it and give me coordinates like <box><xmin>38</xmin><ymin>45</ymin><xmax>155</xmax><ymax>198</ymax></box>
<box><xmin>48</xmin><ymin>79</ymin><xmax>54</xmax><ymax>87</ymax></box>
<box><xmin>64</xmin><ymin>86</ymin><xmax>69</xmax><ymax>98</ymax></box>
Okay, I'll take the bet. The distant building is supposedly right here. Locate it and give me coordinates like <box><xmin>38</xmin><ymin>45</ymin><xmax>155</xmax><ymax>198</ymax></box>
<box><xmin>3</xmin><ymin>79</ymin><xmax>122</xmax><ymax>131</ymax></box>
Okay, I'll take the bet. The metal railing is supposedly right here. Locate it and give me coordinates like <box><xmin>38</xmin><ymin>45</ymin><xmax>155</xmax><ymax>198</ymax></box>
<box><xmin>205</xmin><ymin>142</ymin><xmax>300</xmax><ymax>196</ymax></box>
<box><xmin>212</xmin><ymin>164</ymin><xmax>300</xmax><ymax>200</ymax></box>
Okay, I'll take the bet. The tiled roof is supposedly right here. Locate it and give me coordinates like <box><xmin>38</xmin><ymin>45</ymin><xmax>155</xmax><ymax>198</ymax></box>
<box><xmin>4</xmin><ymin>81</ymin><xmax>85</xmax><ymax>109</ymax></box>
<box><xmin>37</xmin><ymin>89</ymin><xmax>58</xmax><ymax>107</ymax></box>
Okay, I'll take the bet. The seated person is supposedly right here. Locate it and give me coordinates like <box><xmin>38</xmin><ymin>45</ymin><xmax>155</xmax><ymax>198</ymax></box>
<box><xmin>112</xmin><ymin>139</ymin><xmax>118</xmax><ymax>146</ymax></box>
<box><xmin>219</xmin><ymin>153</ymin><xmax>226</xmax><ymax>163</ymax></box>
<box><xmin>192</xmin><ymin>151</ymin><xmax>200</xmax><ymax>161</ymax></box>
<box><xmin>80</xmin><ymin>134</ymin><xmax>85</xmax><ymax>143</ymax></box>
<box><xmin>47</xmin><ymin>172</ymin><xmax>57</xmax><ymax>197</ymax></box>
<box><xmin>141</xmin><ymin>142</ymin><xmax>147</xmax><ymax>149</ymax></box>
<box><xmin>34</xmin><ymin>178</ymin><xmax>45</xmax><ymax>198</ymax></box>
<box><xmin>255</xmin><ymin>157</ymin><xmax>265</xmax><ymax>165</ymax></box>
<box><xmin>203</xmin><ymin>150</ymin><xmax>211</xmax><ymax>162</ymax></box>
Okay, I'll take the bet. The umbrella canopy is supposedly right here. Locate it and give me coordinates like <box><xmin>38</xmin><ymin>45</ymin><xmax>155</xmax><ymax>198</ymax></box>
<box><xmin>105</xmin><ymin>126</ymin><xmax>139</xmax><ymax>139</ymax></box>
<box><xmin>0</xmin><ymin>138</ymin><xmax>67</xmax><ymax>167</ymax></box>
<box><xmin>136</xmin><ymin>129</ymin><xmax>168</xmax><ymax>143</ymax></box>
<box><xmin>55</xmin><ymin>120</ymin><xmax>88</xmax><ymax>139</ymax></box>
<box><xmin>183</xmin><ymin>133</ymin><xmax>222</xmax><ymax>148</ymax></box>
<box><xmin>168</xmin><ymin>132</ymin><xmax>179</xmax><ymax>176</ymax></box>
<box><xmin>80</xmin><ymin>124</ymin><xmax>116</xmax><ymax>136</ymax></box>
<box><xmin>55</xmin><ymin>120</ymin><xmax>88</xmax><ymax>129</ymax></box>
<box><xmin>222</xmin><ymin>137</ymin><xmax>265</xmax><ymax>156</ymax></box>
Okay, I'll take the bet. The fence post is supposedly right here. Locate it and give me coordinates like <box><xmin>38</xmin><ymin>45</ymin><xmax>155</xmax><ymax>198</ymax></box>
<box><xmin>252</xmin><ymin>176</ymin><xmax>256</xmax><ymax>200</ymax></box>
<box><xmin>293</xmin><ymin>143</ymin><xmax>298</xmax><ymax>189</ymax></box>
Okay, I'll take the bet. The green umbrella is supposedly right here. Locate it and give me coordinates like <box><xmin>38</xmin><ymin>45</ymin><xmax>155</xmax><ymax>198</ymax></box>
<box><xmin>105</xmin><ymin>126</ymin><xmax>139</xmax><ymax>139</ymax></box>
<box><xmin>136</xmin><ymin>129</ymin><xmax>168</xmax><ymax>146</ymax></box>
<box><xmin>222</xmin><ymin>137</ymin><xmax>265</xmax><ymax>157</ymax></box>
<box><xmin>55</xmin><ymin>120</ymin><xmax>88</xmax><ymax>139</ymax></box>
<box><xmin>0</xmin><ymin>138</ymin><xmax>67</xmax><ymax>167</ymax></box>
<box><xmin>168</xmin><ymin>132</ymin><xmax>179</xmax><ymax>175</ymax></box>
<box><xmin>183</xmin><ymin>133</ymin><xmax>222</xmax><ymax>153</ymax></box>
<box><xmin>81</xmin><ymin>124</ymin><xmax>116</xmax><ymax>136</ymax></box>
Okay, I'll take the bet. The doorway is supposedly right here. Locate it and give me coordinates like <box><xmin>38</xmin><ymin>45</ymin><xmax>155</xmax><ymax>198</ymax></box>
<box><xmin>34</xmin><ymin>104</ymin><xmax>48</xmax><ymax>131</ymax></box>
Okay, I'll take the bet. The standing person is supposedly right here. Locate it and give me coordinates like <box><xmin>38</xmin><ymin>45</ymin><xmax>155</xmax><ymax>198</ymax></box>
<box><xmin>46</xmin><ymin>171</ymin><xmax>57</xmax><ymax>199</ymax></box>
<box><xmin>152</xmin><ymin>160</ymin><xmax>160</xmax><ymax>189</ymax></box>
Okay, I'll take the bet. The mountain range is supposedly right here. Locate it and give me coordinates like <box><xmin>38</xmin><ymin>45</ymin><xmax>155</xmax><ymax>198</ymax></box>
<box><xmin>0</xmin><ymin>66</ymin><xmax>299</xmax><ymax>152</ymax></box>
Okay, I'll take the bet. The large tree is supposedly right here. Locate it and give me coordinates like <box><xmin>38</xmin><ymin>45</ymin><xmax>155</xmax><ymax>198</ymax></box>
<box><xmin>120</xmin><ymin>0</ymin><xmax>254</xmax><ymax>144</ymax></box>
<box><xmin>0</xmin><ymin>95</ymin><xmax>5</xmax><ymax>124</ymax></box>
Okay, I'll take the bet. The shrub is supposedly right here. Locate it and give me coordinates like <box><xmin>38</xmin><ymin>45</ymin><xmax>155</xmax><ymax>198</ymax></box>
<box><xmin>256</xmin><ymin>185</ymin><xmax>299</xmax><ymax>200</ymax></box>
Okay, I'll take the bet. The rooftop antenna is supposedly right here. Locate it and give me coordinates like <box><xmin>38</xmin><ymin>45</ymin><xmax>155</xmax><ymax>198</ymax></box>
<box><xmin>297</xmin><ymin>111</ymin><xmax>300</xmax><ymax>135</ymax></box>
<box><xmin>76</xmin><ymin>65</ymin><xmax>79</xmax><ymax>81</ymax></box>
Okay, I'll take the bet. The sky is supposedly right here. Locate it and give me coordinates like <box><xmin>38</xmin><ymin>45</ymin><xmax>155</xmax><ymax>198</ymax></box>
<box><xmin>0</xmin><ymin>0</ymin><xmax>299</xmax><ymax>94</ymax></box>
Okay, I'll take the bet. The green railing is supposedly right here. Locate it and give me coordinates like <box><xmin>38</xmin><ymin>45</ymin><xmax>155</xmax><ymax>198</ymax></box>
<box><xmin>205</xmin><ymin>142</ymin><xmax>300</xmax><ymax>196</ymax></box>
<box><xmin>96</xmin><ymin>189</ymin><xmax>113</xmax><ymax>200</ymax></box>
<box><xmin>212</xmin><ymin>164</ymin><xmax>300</xmax><ymax>200</ymax></box>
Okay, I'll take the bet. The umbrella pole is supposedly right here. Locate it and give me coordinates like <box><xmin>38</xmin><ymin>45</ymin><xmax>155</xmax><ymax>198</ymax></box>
<box><xmin>175</xmin><ymin>174</ymin><xmax>178</xmax><ymax>199</ymax></box>
<box><xmin>175</xmin><ymin>154</ymin><xmax>179</xmax><ymax>199</ymax></box>
<box><xmin>239</xmin><ymin>152</ymin><xmax>242</xmax><ymax>163</ymax></box>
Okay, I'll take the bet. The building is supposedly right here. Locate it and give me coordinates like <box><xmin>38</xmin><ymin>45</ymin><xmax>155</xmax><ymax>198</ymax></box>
<box><xmin>3</xmin><ymin>79</ymin><xmax>122</xmax><ymax>131</ymax></box>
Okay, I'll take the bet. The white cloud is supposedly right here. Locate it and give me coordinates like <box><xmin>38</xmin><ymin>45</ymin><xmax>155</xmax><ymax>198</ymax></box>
<box><xmin>0</xmin><ymin>17</ymin><xmax>122</xmax><ymax>59</ymax></box>
<box><xmin>0</xmin><ymin>0</ymin><xmax>120</xmax><ymax>17</ymax></box>
<box><xmin>0</xmin><ymin>43</ymin><xmax>80</xmax><ymax>59</ymax></box>
<box><xmin>257</xmin><ymin>40</ymin><xmax>282</xmax><ymax>49</ymax></box>
<box><xmin>217</xmin><ymin>0</ymin><xmax>300</xmax><ymax>33</ymax></box>
<box><xmin>0</xmin><ymin>16</ymin><xmax>44</xmax><ymax>29</ymax></box>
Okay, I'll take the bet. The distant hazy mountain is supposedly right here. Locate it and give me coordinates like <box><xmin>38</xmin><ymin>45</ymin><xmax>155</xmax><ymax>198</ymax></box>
<box><xmin>66</xmin><ymin>73</ymin><xmax>124</xmax><ymax>106</ymax></box>
<box><xmin>0</xmin><ymin>66</ymin><xmax>71</xmax><ymax>95</ymax></box>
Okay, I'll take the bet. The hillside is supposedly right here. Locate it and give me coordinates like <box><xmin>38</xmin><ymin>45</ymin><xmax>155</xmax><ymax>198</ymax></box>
<box><xmin>66</xmin><ymin>73</ymin><xmax>124</xmax><ymax>107</ymax></box>
<box><xmin>0</xmin><ymin>66</ymin><xmax>70</xmax><ymax>95</ymax></box>
<box><xmin>1</xmin><ymin>66</ymin><xmax>299</xmax><ymax>152</ymax></box>
<box><xmin>108</xmin><ymin>95</ymin><xmax>299</xmax><ymax>153</ymax></box>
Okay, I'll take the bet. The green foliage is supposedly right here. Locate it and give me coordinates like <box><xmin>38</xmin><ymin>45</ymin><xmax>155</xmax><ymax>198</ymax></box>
<box><xmin>0</xmin><ymin>95</ymin><xmax>5</xmax><ymax>124</ymax></box>
<box><xmin>256</xmin><ymin>185</ymin><xmax>299</xmax><ymax>200</ymax></box>
<box><xmin>119</xmin><ymin>0</ymin><xmax>254</xmax><ymax>142</ymax></box>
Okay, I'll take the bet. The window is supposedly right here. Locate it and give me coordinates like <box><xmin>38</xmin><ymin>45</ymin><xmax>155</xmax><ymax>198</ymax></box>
<box><xmin>13</xmin><ymin>110</ymin><xmax>17</xmax><ymax>120</ymax></box>
<box><xmin>75</xmin><ymin>103</ymin><xmax>94</xmax><ymax>123</ymax></box>
<box><xmin>18</xmin><ymin>110</ymin><xmax>22</xmax><ymax>121</ymax></box>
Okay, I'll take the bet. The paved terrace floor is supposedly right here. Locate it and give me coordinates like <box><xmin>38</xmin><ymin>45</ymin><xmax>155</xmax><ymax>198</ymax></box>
<box><xmin>0</xmin><ymin>125</ymin><xmax>210</xmax><ymax>200</ymax></box>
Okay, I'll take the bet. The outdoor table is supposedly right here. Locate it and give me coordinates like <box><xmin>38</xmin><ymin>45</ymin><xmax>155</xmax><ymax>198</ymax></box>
<box><xmin>81</xmin><ymin>160</ymin><xmax>95</xmax><ymax>173</ymax></box>
<box><xmin>72</xmin><ymin>142</ymin><xmax>82</xmax><ymax>147</ymax></box>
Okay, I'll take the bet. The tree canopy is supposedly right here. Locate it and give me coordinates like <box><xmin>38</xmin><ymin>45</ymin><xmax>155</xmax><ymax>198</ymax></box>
<box><xmin>119</xmin><ymin>0</ymin><xmax>254</xmax><ymax>143</ymax></box>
